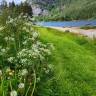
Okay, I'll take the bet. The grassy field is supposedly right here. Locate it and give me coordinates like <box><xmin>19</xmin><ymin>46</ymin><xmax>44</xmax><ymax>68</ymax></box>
<box><xmin>36</xmin><ymin>27</ymin><xmax>96</xmax><ymax>96</ymax></box>
<box><xmin>80</xmin><ymin>26</ymin><xmax>96</xmax><ymax>29</ymax></box>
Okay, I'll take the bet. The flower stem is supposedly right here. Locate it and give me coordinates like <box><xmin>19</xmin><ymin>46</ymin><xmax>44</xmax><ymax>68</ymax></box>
<box><xmin>31</xmin><ymin>70</ymin><xmax>36</xmax><ymax>96</ymax></box>
<box><xmin>25</xmin><ymin>85</ymin><xmax>30</xmax><ymax>96</ymax></box>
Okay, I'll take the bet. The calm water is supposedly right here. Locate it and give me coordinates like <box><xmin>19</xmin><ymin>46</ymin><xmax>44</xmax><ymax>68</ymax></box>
<box><xmin>36</xmin><ymin>20</ymin><xmax>96</xmax><ymax>27</ymax></box>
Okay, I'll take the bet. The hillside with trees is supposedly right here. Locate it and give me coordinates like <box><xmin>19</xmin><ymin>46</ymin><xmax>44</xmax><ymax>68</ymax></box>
<box><xmin>34</xmin><ymin>0</ymin><xmax>96</xmax><ymax>21</ymax></box>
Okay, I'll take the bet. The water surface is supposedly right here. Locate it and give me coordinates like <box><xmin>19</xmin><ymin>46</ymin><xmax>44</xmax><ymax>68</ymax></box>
<box><xmin>36</xmin><ymin>20</ymin><xmax>96</xmax><ymax>27</ymax></box>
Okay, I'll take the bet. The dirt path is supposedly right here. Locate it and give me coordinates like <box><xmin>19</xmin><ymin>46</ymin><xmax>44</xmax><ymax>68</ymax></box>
<box><xmin>48</xmin><ymin>27</ymin><xmax>96</xmax><ymax>39</ymax></box>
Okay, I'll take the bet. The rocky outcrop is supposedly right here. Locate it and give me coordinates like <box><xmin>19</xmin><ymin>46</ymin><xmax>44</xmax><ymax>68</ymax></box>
<box><xmin>27</xmin><ymin>0</ymin><xmax>54</xmax><ymax>16</ymax></box>
<box><xmin>31</xmin><ymin>4</ymin><xmax>43</xmax><ymax>16</ymax></box>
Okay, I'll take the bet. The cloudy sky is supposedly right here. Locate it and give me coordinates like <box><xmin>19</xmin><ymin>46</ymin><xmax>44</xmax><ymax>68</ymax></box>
<box><xmin>0</xmin><ymin>0</ymin><xmax>26</xmax><ymax>5</ymax></box>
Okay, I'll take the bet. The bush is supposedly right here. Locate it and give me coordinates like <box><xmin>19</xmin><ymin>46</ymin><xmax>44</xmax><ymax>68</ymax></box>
<box><xmin>0</xmin><ymin>14</ymin><xmax>54</xmax><ymax>96</ymax></box>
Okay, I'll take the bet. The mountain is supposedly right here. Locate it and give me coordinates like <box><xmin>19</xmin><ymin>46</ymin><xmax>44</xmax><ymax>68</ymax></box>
<box><xmin>27</xmin><ymin>0</ymin><xmax>54</xmax><ymax>16</ymax></box>
<box><xmin>27</xmin><ymin>0</ymin><xmax>96</xmax><ymax>21</ymax></box>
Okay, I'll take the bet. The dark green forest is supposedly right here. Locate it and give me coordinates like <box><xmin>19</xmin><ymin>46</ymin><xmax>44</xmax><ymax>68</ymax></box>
<box><xmin>36</xmin><ymin>0</ymin><xmax>96</xmax><ymax>21</ymax></box>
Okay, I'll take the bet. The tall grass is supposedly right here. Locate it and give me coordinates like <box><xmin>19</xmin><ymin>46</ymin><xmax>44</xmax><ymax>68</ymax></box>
<box><xmin>36</xmin><ymin>27</ymin><xmax>96</xmax><ymax>96</ymax></box>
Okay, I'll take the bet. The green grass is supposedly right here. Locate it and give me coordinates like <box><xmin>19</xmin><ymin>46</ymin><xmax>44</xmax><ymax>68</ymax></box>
<box><xmin>36</xmin><ymin>27</ymin><xmax>96</xmax><ymax>96</ymax></box>
<box><xmin>80</xmin><ymin>26</ymin><xmax>96</xmax><ymax>29</ymax></box>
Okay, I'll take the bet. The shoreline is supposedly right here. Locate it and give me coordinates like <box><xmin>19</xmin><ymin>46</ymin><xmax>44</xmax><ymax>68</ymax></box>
<box><xmin>46</xmin><ymin>26</ymin><xmax>96</xmax><ymax>39</ymax></box>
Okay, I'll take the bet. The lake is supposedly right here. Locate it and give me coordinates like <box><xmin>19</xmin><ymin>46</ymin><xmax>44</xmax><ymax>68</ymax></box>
<box><xmin>36</xmin><ymin>20</ymin><xmax>96</xmax><ymax>27</ymax></box>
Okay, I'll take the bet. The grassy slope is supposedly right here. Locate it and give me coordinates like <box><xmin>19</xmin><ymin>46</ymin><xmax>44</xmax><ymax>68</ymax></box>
<box><xmin>37</xmin><ymin>27</ymin><xmax>96</xmax><ymax>96</ymax></box>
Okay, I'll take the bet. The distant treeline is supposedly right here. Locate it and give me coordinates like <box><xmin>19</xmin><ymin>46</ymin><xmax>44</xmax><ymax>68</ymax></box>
<box><xmin>0</xmin><ymin>0</ymin><xmax>32</xmax><ymax>25</ymax></box>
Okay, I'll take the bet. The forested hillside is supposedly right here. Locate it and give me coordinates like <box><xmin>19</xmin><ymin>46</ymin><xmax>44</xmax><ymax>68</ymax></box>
<box><xmin>35</xmin><ymin>0</ymin><xmax>96</xmax><ymax>21</ymax></box>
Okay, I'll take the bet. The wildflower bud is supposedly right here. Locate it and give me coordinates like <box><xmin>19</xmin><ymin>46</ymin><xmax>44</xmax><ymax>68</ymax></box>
<box><xmin>0</xmin><ymin>70</ymin><xmax>2</xmax><ymax>76</ymax></box>
<box><xmin>30</xmin><ymin>83</ymin><xmax>32</xmax><ymax>85</ymax></box>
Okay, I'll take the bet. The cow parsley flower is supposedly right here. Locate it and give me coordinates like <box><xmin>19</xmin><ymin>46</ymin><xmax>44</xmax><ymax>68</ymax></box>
<box><xmin>23</xmin><ymin>41</ymin><xmax>27</xmax><ymax>45</ymax></box>
<box><xmin>21</xmin><ymin>69</ymin><xmax>28</xmax><ymax>76</ymax></box>
<box><xmin>5</xmin><ymin>37</ymin><xmax>8</xmax><ymax>41</ymax></box>
<box><xmin>22</xmin><ymin>27</ymin><xmax>26</xmax><ymax>31</ymax></box>
<box><xmin>8</xmin><ymin>57</ymin><xmax>14</xmax><ymax>63</ymax></box>
<box><xmin>1</xmin><ymin>49</ymin><xmax>6</xmax><ymax>52</ymax></box>
<box><xmin>40</xmin><ymin>55</ymin><xmax>44</xmax><ymax>60</ymax></box>
<box><xmin>33</xmin><ymin>32</ymin><xmax>38</xmax><ymax>38</ymax></box>
<box><xmin>45</xmin><ymin>49</ymin><xmax>51</xmax><ymax>55</ymax></box>
<box><xmin>30</xmin><ymin>27</ymin><xmax>34</xmax><ymax>31</ymax></box>
<box><xmin>0</xmin><ymin>27</ymin><xmax>4</xmax><ymax>31</ymax></box>
<box><xmin>9</xmin><ymin>37</ymin><xmax>14</xmax><ymax>41</ymax></box>
<box><xmin>6</xmin><ymin>68</ymin><xmax>11</xmax><ymax>72</ymax></box>
<box><xmin>21</xmin><ymin>59</ymin><xmax>27</xmax><ymax>63</ymax></box>
<box><xmin>48</xmin><ymin>64</ymin><xmax>53</xmax><ymax>69</ymax></box>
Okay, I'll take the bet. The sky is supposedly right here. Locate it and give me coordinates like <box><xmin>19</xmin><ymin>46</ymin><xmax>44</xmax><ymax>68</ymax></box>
<box><xmin>0</xmin><ymin>0</ymin><xmax>26</xmax><ymax>5</ymax></box>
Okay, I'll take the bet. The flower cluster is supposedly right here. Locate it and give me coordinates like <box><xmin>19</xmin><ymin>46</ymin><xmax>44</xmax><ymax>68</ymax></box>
<box><xmin>0</xmin><ymin>14</ymin><xmax>54</xmax><ymax>96</ymax></box>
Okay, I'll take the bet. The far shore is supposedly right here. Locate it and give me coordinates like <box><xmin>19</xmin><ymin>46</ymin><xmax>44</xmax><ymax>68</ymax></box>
<box><xmin>36</xmin><ymin>19</ymin><xmax>96</xmax><ymax>23</ymax></box>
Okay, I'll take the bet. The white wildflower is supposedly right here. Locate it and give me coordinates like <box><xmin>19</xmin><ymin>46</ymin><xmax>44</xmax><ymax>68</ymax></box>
<box><xmin>31</xmin><ymin>38</ymin><xmax>35</xmax><ymax>41</ymax></box>
<box><xmin>26</xmin><ymin>29</ymin><xmax>30</xmax><ymax>33</ymax></box>
<box><xmin>48</xmin><ymin>64</ymin><xmax>53</xmax><ymax>69</ymax></box>
<box><xmin>50</xmin><ymin>43</ymin><xmax>55</xmax><ymax>50</ymax></box>
<box><xmin>21</xmin><ymin>59</ymin><xmax>27</xmax><ymax>63</ymax></box>
<box><xmin>17</xmin><ymin>52</ymin><xmax>23</xmax><ymax>58</ymax></box>
<box><xmin>8</xmin><ymin>16</ymin><xmax>11</xmax><ymax>19</ymax></box>
<box><xmin>9</xmin><ymin>18</ymin><xmax>14</xmax><ymax>23</ymax></box>
<box><xmin>22</xmin><ymin>27</ymin><xmax>26</xmax><ymax>31</ymax></box>
<box><xmin>6</xmin><ymin>68</ymin><xmax>11</xmax><ymax>73</ymax></box>
<box><xmin>9</xmin><ymin>37</ymin><xmax>14</xmax><ymax>41</ymax></box>
<box><xmin>39</xmin><ymin>48</ymin><xmax>45</xmax><ymax>51</ymax></box>
<box><xmin>8</xmin><ymin>57</ymin><xmax>14</xmax><ymax>63</ymax></box>
<box><xmin>10</xmin><ymin>91</ymin><xmax>17</xmax><ymax>96</ymax></box>
<box><xmin>23</xmin><ymin>41</ymin><xmax>27</xmax><ymax>45</ymax></box>
<box><xmin>30</xmin><ymin>18</ymin><xmax>35</xmax><ymax>21</ymax></box>
<box><xmin>0</xmin><ymin>27</ymin><xmax>4</xmax><ymax>31</ymax></box>
<box><xmin>25</xmin><ymin>22</ymin><xmax>32</xmax><ymax>26</ymax></box>
<box><xmin>1</xmin><ymin>49</ymin><xmax>6</xmax><ymax>52</ymax></box>
<box><xmin>33</xmin><ymin>32</ymin><xmax>38</xmax><ymax>38</ymax></box>
<box><xmin>34</xmin><ymin>49</ymin><xmax>40</xmax><ymax>54</ymax></box>
<box><xmin>37</xmin><ymin>41</ymin><xmax>42</xmax><ymax>45</ymax></box>
<box><xmin>0</xmin><ymin>70</ymin><xmax>2</xmax><ymax>76</ymax></box>
<box><xmin>45</xmin><ymin>49</ymin><xmax>51</xmax><ymax>55</ymax></box>
<box><xmin>40</xmin><ymin>55</ymin><xmax>44</xmax><ymax>60</ymax></box>
<box><xmin>45</xmin><ymin>70</ymin><xmax>49</xmax><ymax>74</ymax></box>
<box><xmin>5</xmin><ymin>37</ymin><xmax>8</xmax><ymax>41</ymax></box>
<box><xmin>22</xmin><ymin>49</ymin><xmax>27</xmax><ymax>52</ymax></box>
<box><xmin>30</xmin><ymin>27</ymin><xmax>34</xmax><ymax>31</ymax></box>
<box><xmin>21</xmin><ymin>69</ymin><xmax>28</xmax><ymax>76</ymax></box>
<box><xmin>23</xmin><ymin>15</ymin><xmax>27</xmax><ymax>18</ymax></box>
<box><xmin>18</xmin><ymin>83</ymin><xmax>24</xmax><ymax>89</ymax></box>
<box><xmin>37</xmin><ymin>77</ymin><xmax>40</xmax><ymax>82</ymax></box>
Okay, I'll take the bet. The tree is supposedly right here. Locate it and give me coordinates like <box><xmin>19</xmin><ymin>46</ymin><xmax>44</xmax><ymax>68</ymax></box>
<box><xmin>1</xmin><ymin>0</ymin><xmax>7</xmax><ymax>10</ymax></box>
<box><xmin>9</xmin><ymin>0</ymin><xmax>15</xmax><ymax>10</ymax></box>
<box><xmin>18</xmin><ymin>2</ymin><xmax>32</xmax><ymax>16</ymax></box>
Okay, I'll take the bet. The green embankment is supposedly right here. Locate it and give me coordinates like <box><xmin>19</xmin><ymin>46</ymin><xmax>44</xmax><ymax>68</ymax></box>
<box><xmin>37</xmin><ymin>27</ymin><xmax>96</xmax><ymax>96</ymax></box>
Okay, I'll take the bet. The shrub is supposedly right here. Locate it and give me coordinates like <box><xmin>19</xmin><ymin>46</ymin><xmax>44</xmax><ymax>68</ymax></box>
<box><xmin>0</xmin><ymin>14</ymin><xmax>54</xmax><ymax>96</ymax></box>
